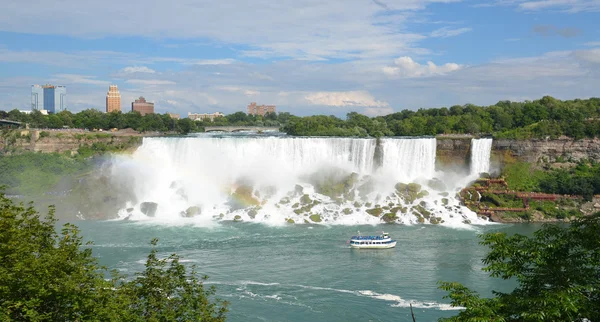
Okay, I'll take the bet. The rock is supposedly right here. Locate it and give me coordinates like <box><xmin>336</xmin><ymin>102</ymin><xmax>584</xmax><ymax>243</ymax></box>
<box><xmin>248</xmin><ymin>208</ymin><xmax>258</xmax><ymax>219</ymax></box>
<box><xmin>234</xmin><ymin>215</ymin><xmax>242</xmax><ymax>221</ymax></box>
<box><xmin>309</xmin><ymin>214</ymin><xmax>322</xmax><ymax>222</ymax></box>
<box><xmin>381</xmin><ymin>213</ymin><xmax>397</xmax><ymax>223</ymax></box>
<box><xmin>343</xmin><ymin>208</ymin><xmax>353</xmax><ymax>215</ymax></box>
<box><xmin>295</xmin><ymin>184</ymin><xmax>304</xmax><ymax>194</ymax></box>
<box><xmin>279</xmin><ymin>197</ymin><xmax>290</xmax><ymax>204</ymax></box>
<box><xmin>292</xmin><ymin>203</ymin><xmax>300</xmax><ymax>208</ymax></box>
<box><xmin>126</xmin><ymin>207</ymin><xmax>134</xmax><ymax>213</ymax></box>
<box><xmin>594</xmin><ymin>203</ymin><xmax>600</xmax><ymax>208</ymax></box>
<box><xmin>286</xmin><ymin>218</ymin><xmax>295</xmax><ymax>224</ymax></box>
<box><xmin>140</xmin><ymin>202</ymin><xmax>158</xmax><ymax>217</ymax></box>
<box><xmin>184</xmin><ymin>206</ymin><xmax>200</xmax><ymax>217</ymax></box>
<box><xmin>407</xmin><ymin>183</ymin><xmax>422</xmax><ymax>192</ymax></box>
<box><xmin>300</xmin><ymin>194</ymin><xmax>312</xmax><ymax>205</ymax></box>
<box><xmin>366</xmin><ymin>208</ymin><xmax>383</xmax><ymax>217</ymax></box>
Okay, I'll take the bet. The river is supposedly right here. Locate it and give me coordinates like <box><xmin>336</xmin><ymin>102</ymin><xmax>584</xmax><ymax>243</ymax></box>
<box><xmin>78</xmin><ymin>221</ymin><xmax>537</xmax><ymax>321</ymax></box>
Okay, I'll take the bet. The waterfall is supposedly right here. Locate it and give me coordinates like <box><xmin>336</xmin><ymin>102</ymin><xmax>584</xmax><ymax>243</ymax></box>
<box><xmin>470</xmin><ymin>138</ymin><xmax>493</xmax><ymax>176</ymax></box>
<box><xmin>110</xmin><ymin>135</ymin><xmax>488</xmax><ymax>226</ymax></box>
<box><xmin>379</xmin><ymin>138</ymin><xmax>436</xmax><ymax>181</ymax></box>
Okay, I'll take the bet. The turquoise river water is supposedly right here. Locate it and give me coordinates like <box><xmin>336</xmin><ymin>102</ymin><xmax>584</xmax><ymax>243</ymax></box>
<box><xmin>76</xmin><ymin>221</ymin><xmax>538</xmax><ymax>322</ymax></box>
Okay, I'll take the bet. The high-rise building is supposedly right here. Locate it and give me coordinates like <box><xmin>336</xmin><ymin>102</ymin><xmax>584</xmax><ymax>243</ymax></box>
<box><xmin>247</xmin><ymin>102</ymin><xmax>276</xmax><ymax>116</ymax></box>
<box><xmin>32</xmin><ymin>84</ymin><xmax>66</xmax><ymax>113</ymax></box>
<box><xmin>106</xmin><ymin>85</ymin><xmax>121</xmax><ymax>113</ymax></box>
<box><xmin>31</xmin><ymin>85</ymin><xmax>44</xmax><ymax>111</ymax></box>
<box><xmin>188</xmin><ymin>112</ymin><xmax>224</xmax><ymax>122</ymax></box>
<box><xmin>131</xmin><ymin>96</ymin><xmax>154</xmax><ymax>116</ymax></box>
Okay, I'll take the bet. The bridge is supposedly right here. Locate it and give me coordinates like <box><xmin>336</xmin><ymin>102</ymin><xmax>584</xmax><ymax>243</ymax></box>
<box><xmin>0</xmin><ymin>119</ymin><xmax>23</xmax><ymax>128</ymax></box>
<box><xmin>204</xmin><ymin>126</ymin><xmax>280</xmax><ymax>133</ymax></box>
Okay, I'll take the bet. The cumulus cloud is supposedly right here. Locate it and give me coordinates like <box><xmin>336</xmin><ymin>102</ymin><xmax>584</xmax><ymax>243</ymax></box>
<box><xmin>305</xmin><ymin>91</ymin><xmax>389</xmax><ymax>107</ymax></box>
<box><xmin>121</xmin><ymin>66</ymin><xmax>156</xmax><ymax>73</ymax></box>
<box><xmin>573</xmin><ymin>48</ymin><xmax>600</xmax><ymax>64</ymax></box>
<box><xmin>383</xmin><ymin>56</ymin><xmax>462</xmax><ymax>77</ymax></box>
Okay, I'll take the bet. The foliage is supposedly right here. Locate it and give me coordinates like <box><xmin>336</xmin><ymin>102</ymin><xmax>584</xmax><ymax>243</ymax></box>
<box><xmin>502</xmin><ymin>160</ymin><xmax>600</xmax><ymax>201</ymax></box>
<box><xmin>439</xmin><ymin>214</ymin><xmax>600</xmax><ymax>321</ymax></box>
<box><xmin>0</xmin><ymin>191</ymin><xmax>228</xmax><ymax>321</ymax></box>
<box><xmin>0</xmin><ymin>152</ymin><xmax>90</xmax><ymax>195</ymax></box>
<box><xmin>283</xmin><ymin>96</ymin><xmax>600</xmax><ymax>138</ymax></box>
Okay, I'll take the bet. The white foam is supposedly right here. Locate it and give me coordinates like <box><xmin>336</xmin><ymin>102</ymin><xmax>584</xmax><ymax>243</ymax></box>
<box><xmin>110</xmin><ymin>136</ymin><xmax>492</xmax><ymax>227</ymax></box>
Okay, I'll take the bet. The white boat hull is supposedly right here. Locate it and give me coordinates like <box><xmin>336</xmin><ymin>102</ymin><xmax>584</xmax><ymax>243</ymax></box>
<box><xmin>350</xmin><ymin>241</ymin><xmax>397</xmax><ymax>249</ymax></box>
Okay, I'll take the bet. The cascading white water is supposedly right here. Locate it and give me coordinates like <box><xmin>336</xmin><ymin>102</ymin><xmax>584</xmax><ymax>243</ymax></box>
<box><xmin>111</xmin><ymin>135</ymin><xmax>489</xmax><ymax>227</ymax></box>
<box><xmin>470</xmin><ymin>138</ymin><xmax>493</xmax><ymax>176</ymax></box>
<box><xmin>380</xmin><ymin>138</ymin><xmax>436</xmax><ymax>181</ymax></box>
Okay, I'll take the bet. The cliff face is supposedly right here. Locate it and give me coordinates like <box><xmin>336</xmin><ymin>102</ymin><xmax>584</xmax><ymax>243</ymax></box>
<box><xmin>435</xmin><ymin>137</ymin><xmax>600</xmax><ymax>172</ymax></box>
<box><xmin>1</xmin><ymin>130</ymin><xmax>143</xmax><ymax>155</ymax></box>
<box><xmin>435</xmin><ymin>138</ymin><xmax>471</xmax><ymax>170</ymax></box>
<box><xmin>492</xmin><ymin>138</ymin><xmax>600</xmax><ymax>163</ymax></box>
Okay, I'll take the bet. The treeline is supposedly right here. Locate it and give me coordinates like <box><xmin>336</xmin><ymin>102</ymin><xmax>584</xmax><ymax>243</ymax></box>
<box><xmin>283</xmin><ymin>96</ymin><xmax>600</xmax><ymax>139</ymax></box>
<box><xmin>0</xmin><ymin>109</ymin><xmax>202</xmax><ymax>134</ymax></box>
<box><xmin>4</xmin><ymin>96</ymin><xmax>600</xmax><ymax>139</ymax></box>
<box><xmin>0</xmin><ymin>109</ymin><xmax>290</xmax><ymax>134</ymax></box>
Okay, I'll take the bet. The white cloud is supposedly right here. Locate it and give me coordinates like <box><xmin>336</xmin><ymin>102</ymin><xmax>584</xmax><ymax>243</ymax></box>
<box><xmin>383</xmin><ymin>56</ymin><xmax>462</xmax><ymax>77</ymax></box>
<box><xmin>126</xmin><ymin>79</ymin><xmax>176</xmax><ymax>85</ymax></box>
<box><xmin>52</xmin><ymin>74</ymin><xmax>111</xmax><ymax>85</ymax></box>
<box><xmin>573</xmin><ymin>48</ymin><xmax>600</xmax><ymax>64</ymax></box>
<box><xmin>305</xmin><ymin>91</ymin><xmax>389</xmax><ymax>107</ymax></box>
<box><xmin>121</xmin><ymin>66</ymin><xmax>156</xmax><ymax>74</ymax></box>
<box><xmin>429</xmin><ymin>26</ymin><xmax>472</xmax><ymax>38</ymax></box>
<box><xmin>0</xmin><ymin>0</ymin><xmax>458</xmax><ymax>61</ymax></box>
<box><xmin>584</xmin><ymin>41</ymin><xmax>600</xmax><ymax>47</ymax></box>
<box><xmin>486</xmin><ymin>0</ymin><xmax>600</xmax><ymax>12</ymax></box>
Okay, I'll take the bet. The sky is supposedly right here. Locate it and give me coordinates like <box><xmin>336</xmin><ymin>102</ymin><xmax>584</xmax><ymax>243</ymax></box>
<box><xmin>0</xmin><ymin>0</ymin><xmax>599</xmax><ymax>117</ymax></box>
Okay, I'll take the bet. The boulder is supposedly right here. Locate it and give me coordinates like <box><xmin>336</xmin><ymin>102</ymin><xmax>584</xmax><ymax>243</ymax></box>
<box><xmin>309</xmin><ymin>214</ymin><xmax>322</xmax><ymax>222</ymax></box>
<box><xmin>140</xmin><ymin>202</ymin><xmax>158</xmax><ymax>217</ymax></box>
<box><xmin>184</xmin><ymin>206</ymin><xmax>201</xmax><ymax>217</ymax></box>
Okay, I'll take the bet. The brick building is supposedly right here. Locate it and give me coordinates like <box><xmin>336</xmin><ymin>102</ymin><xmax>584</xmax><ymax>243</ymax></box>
<box><xmin>131</xmin><ymin>96</ymin><xmax>154</xmax><ymax>116</ymax></box>
<box><xmin>247</xmin><ymin>102</ymin><xmax>276</xmax><ymax>116</ymax></box>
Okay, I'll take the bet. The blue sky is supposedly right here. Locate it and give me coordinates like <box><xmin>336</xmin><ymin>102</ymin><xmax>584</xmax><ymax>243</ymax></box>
<box><xmin>0</xmin><ymin>0</ymin><xmax>599</xmax><ymax>116</ymax></box>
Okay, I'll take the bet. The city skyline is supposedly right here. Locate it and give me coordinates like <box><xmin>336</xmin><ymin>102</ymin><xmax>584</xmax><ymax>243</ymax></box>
<box><xmin>0</xmin><ymin>1</ymin><xmax>599</xmax><ymax>117</ymax></box>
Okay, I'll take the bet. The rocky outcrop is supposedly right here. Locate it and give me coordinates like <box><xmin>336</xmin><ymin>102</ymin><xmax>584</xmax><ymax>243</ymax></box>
<box><xmin>435</xmin><ymin>138</ymin><xmax>471</xmax><ymax>169</ymax></box>
<box><xmin>492</xmin><ymin>138</ymin><xmax>600</xmax><ymax>163</ymax></box>
<box><xmin>435</xmin><ymin>137</ymin><xmax>600</xmax><ymax>171</ymax></box>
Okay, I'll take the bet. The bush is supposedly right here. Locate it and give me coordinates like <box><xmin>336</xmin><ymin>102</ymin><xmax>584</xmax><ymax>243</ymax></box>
<box><xmin>0</xmin><ymin>191</ymin><xmax>228</xmax><ymax>321</ymax></box>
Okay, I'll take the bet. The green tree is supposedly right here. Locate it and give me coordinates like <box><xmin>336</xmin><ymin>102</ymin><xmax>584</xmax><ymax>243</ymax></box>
<box><xmin>439</xmin><ymin>214</ymin><xmax>600</xmax><ymax>321</ymax></box>
<box><xmin>0</xmin><ymin>191</ymin><xmax>228</xmax><ymax>321</ymax></box>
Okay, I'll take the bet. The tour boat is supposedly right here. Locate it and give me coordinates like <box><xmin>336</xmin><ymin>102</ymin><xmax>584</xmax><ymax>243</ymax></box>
<box><xmin>348</xmin><ymin>232</ymin><xmax>396</xmax><ymax>249</ymax></box>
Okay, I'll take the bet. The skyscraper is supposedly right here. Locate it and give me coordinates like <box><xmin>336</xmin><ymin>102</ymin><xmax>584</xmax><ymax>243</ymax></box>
<box><xmin>31</xmin><ymin>85</ymin><xmax>44</xmax><ymax>111</ymax></box>
<box><xmin>32</xmin><ymin>84</ymin><xmax>66</xmax><ymax>113</ymax></box>
<box><xmin>106</xmin><ymin>85</ymin><xmax>121</xmax><ymax>113</ymax></box>
<box><xmin>131</xmin><ymin>96</ymin><xmax>154</xmax><ymax>116</ymax></box>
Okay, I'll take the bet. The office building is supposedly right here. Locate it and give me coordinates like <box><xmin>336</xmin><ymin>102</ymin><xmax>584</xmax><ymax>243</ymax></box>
<box><xmin>41</xmin><ymin>85</ymin><xmax>66</xmax><ymax>113</ymax></box>
<box><xmin>131</xmin><ymin>96</ymin><xmax>154</xmax><ymax>116</ymax></box>
<box><xmin>106</xmin><ymin>85</ymin><xmax>121</xmax><ymax>113</ymax></box>
<box><xmin>188</xmin><ymin>112</ymin><xmax>224</xmax><ymax>122</ymax></box>
<box><xmin>31</xmin><ymin>85</ymin><xmax>44</xmax><ymax>111</ymax></box>
<box><xmin>167</xmin><ymin>112</ymin><xmax>180</xmax><ymax>119</ymax></box>
<box><xmin>247</xmin><ymin>102</ymin><xmax>275</xmax><ymax>116</ymax></box>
